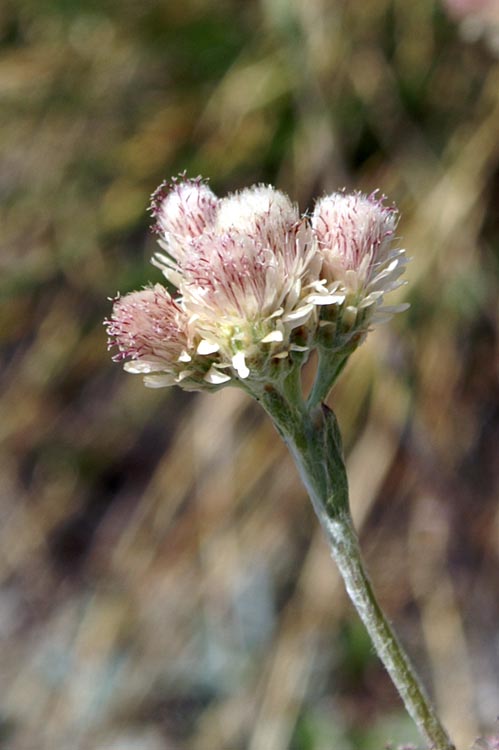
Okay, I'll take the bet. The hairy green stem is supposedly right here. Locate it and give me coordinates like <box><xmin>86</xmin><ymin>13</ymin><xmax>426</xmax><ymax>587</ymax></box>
<box><xmin>307</xmin><ymin>348</ymin><xmax>349</xmax><ymax>409</ymax></box>
<box><xmin>258</xmin><ymin>385</ymin><xmax>455</xmax><ymax>750</ymax></box>
<box><xmin>322</xmin><ymin>512</ymin><xmax>455</xmax><ymax>750</ymax></box>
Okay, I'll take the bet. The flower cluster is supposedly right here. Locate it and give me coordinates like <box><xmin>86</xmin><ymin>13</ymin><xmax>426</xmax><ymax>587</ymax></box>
<box><xmin>106</xmin><ymin>176</ymin><xmax>408</xmax><ymax>390</ymax></box>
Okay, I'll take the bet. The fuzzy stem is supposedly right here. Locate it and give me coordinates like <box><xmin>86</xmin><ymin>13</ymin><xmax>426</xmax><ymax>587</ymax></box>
<box><xmin>322</xmin><ymin>511</ymin><xmax>455</xmax><ymax>750</ymax></box>
<box><xmin>307</xmin><ymin>348</ymin><xmax>348</xmax><ymax>409</ymax></box>
<box><xmin>258</xmin><ymin>387</ymin><xmax>455</xmax><ymax>750</ymax></box>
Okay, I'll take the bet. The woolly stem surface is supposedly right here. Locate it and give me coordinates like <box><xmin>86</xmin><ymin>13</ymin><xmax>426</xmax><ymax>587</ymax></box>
<box><xmin>257</xmin><ymin>385</ymin><xmax>455</xmax><ymax>750</ymax></box>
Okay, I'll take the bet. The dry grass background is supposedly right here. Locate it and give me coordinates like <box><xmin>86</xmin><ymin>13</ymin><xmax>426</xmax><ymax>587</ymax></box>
<box><xmin>1</xmin><ymin>1</ymin><xmax>499</xmax><ymax>748</ymax></box>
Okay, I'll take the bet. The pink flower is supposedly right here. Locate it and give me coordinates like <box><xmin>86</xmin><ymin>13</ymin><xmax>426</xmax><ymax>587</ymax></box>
<box><xmin>215</xmin><ymin>185</ymin><xmax>300</xmax><ymax>238</ymax></box>
<box><xmin>311</xmin><ymin>191</ymin><xmax>408</xmax><ymax>326</ymax></box>
<box><xmin>150</xmin><ymin>176</ymin><xmax>219</xmax><ymax>287</ymax></box>
<box><xmin>105</xmin><ymin>284</ymin><xmax>197</xmax><ymax>388</ymax></box>
<box><xmin>153</xmin><ymin>183</ymin><xmax>321</xmax><ymax>380</ymax></box>
<box><xmin>106</xmin><ymin>176</ymin><xmax>410</xmax><ymax>390</ymax></box>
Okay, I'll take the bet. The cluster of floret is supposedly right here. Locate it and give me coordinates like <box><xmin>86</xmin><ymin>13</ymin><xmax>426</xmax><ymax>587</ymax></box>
<box><xmin>105</xmin><ymin>176</ymin><xmax>408</xmax><ymax>390</ymax></box>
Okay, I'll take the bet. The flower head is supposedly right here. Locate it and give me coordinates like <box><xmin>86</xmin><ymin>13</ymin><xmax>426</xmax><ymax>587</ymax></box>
<box><xmin>311</xmin><ymin>191</ymin><xmax>408</xmax><ymax>332</ymax></box>
<box><xmin>106</xmin><ymin>284</ymin><xmax>201</xmax><ymax>389</ymax></box>
<box><xmin>180</xmin><ymin>218</ymin><xmax>317</xmax><ymax>379</ymax></box>
<box><xmin>106</xmin><ymin>176</ymin><xmax>409</xmax><ymax>390</ymax></box>
<box><xmin>215</xmin><ymin>185</ymin><xmax>300</xmax><ymax>238</ymax></box>
<box><xmin>153</xmin><ymin>183</ymin><xmax>321</xmax><ymax>381</ymax></box>
<box><xmin>150</xmin><ymin>176</ymin><xmax>219</xmax><ymax>287</ymax></box>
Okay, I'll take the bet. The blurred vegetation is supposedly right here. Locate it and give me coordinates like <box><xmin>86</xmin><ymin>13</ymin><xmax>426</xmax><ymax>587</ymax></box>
<box><xmin>1</xmin><ymin>0</ymin><xmax>499</xmax><ymax>748</ymax></box>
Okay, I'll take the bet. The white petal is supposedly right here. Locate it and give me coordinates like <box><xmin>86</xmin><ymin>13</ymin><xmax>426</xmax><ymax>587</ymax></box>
<box><xmin>306</xmin><ymin>292</ymin><xmax>345</xmax><ymax>305</ymax></box>
<box><xmin>204</xmin><ymin>366</ymin><xmax>231</xmax><ymax>385</ymax></box>
<box><xmin>261</xmin><ymin>330</ymin><xmax>284</xmax><ymax>343</ymax></box>
<box><xmin>151</xmin><ymin>253</ymin><xmax>182</xmax><ymax>288</ymax></box>
<box><xmin>144</xmin><ymin>373</ymin><xmax>176</xmax><ymax>388</ymax></box>
<box><xmin>282</xmin><ymin>304</ymin><xmax>314</xmax><ymax>325</ymax></box>
<box><xmin>178</xmin><ymin>350</ymin><xmax>192</xmax><ymax>362</ymax></box>
<box><xmin>358</xmin><ymin>291</ymin><xmax>384</xmax><ymax>309</ymax></box>
<box><xmin>370</xmin><ymin>313</ymin><xmax>393</xmax><ymax>325</ymax></box>
<box><xmin>268</xmin><ymin>307</ymin><xmax>284</xmax><ymax>319</ymax></box>
<box><xmin>152</xmin><ymin>249</ymin><xmax>172</xmax><ymax>266</ymax></box>
<box><xmin>373</xmin><ymin>278</ymin><xmax>407</xmax><ymax>294</ymax></box>
<box><xmin>308</xmin><ymin>279</ymin><xmax>329</xmax><ymax>292</ymax></box>
<box><xmin>369</xmin><ymin>263</ymin><xmax>405</xmax><ymax>289</ymax></box>
<box><xmin>232</xmin><ymin>351</ymin><xmax>250</xmax><ymax>379</ymax></box>
<box><xmin>197</xmin><ymin>339</ymin><xmax>220</xmax><ymax>355</ymax></box>
<box><xmin>124</xmin><ymin>360</ymin><xmax>155</xmax><ymax>374</ymax></box>
<box><xmin>286</xmin><ymin>279</ymin><xmax>301</xmax><ymax>308</ymax></box>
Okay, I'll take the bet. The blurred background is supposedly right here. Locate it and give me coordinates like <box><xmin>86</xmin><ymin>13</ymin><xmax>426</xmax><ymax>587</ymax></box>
<box><xmin>1</xmin><ymin>0</ymin><xmax>499</xmax><ymax>748</ymax></box>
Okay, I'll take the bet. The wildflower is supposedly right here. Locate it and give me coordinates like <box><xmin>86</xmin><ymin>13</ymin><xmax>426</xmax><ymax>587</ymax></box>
<box><xmin>105</xmin><ymin>177</ymin><xmax>454</xmax><ymax>750</ymax></box>
<box><xmin>311</xmin><ymin>191</ymin><xmax>408</xmax><ymax>335</ymax></box>
<box><xmin>152</xmin><ymin>183</ymin><xmax>322</xmax><ymax>382</ymax></box>
<box><xmin>105</xmin><ymin>284</ymin><xmax>200</xmax><ymax>389</ymax></box>
<box><xmin>150</xmin><ymin>176</ymin><xmax>219</xmax><ymax>287</ymax></box>
<box><xmin>215</xmin><ymin>184</ymin><xmax>300</xmax><ymax>238</ymax></box>
<box><xmin>106</xmin><ymin>176</ymin><xmax>409</xmax><ymax>390</ymax></box>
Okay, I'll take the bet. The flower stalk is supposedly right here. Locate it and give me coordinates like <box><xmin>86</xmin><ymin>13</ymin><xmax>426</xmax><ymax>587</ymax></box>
<box><xmin>256</xmin><ymin>383</ymin><xmax>456</xmax><ymax>750</ymax></box>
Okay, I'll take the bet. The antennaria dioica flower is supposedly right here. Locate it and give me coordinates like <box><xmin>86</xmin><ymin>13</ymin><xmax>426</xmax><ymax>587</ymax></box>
<box><xmin>105</xmin><ymin>175</ymin><xmax>456</xmax><ymax>750</ymax></box>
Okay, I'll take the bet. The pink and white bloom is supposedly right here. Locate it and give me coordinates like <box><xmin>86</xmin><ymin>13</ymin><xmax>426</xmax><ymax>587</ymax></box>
<box><xmin>150</xmin><ymin>176</ymin><xmax>219</xmax><ymax>287</ymax></box>
<box><xmin>105</xmin><ymin>284</ymin><xmax>198</xmax><ymax>388</ymax></box>
<box><xmin>106</xmin><ymin>176</ymin><xmax>410</xmax><ymax>390</ymax></box>
<box><xmin>152</xmin><ymin>183</ymin><xmax>322</xmax><ymax>381</ymax></box>
<box><xmin>215</xmin><ymin>185</ymin><xmax>300</xmax><ymax>238</ymax></box>
<box><xmin>311</xmin><ymin>191</ymin><xmax>408</xmax><ymax>327</ymax></box>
